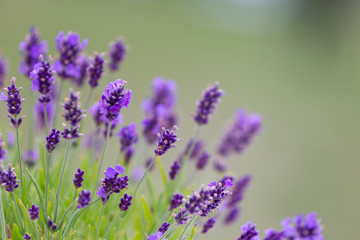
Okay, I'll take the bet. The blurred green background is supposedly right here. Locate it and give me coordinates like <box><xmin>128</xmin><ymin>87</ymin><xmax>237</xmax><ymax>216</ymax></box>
<box><xmin>1</xmin><ymin>0</ymin><xmax>359</xmax><ymax>239</ymax></box>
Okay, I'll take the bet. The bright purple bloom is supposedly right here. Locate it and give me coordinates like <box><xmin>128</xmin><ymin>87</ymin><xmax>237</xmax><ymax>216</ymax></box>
<box><xmin>218</xmin><ymin>110</ymin><xmax>262</xmax><ymax>157</ymax></box>
<box><xmin>158</xmin><ymin>222</ymin><xmax>170</xmax><ymax>234</ymax></box>
<box><xmin>73</xmin><ymin>168</ymin><xmax>84</xmax><ymax>188</ymax></box>
<box><xmin>30</xmin><ymin>55</ymin><xmax>55</xmax><ymax>104</ymax></box>
<box><xmin>61</xmin><ymin>124</ymin><xmax>82</xmax><ymax>140</ymax></box>
<box><xmin>28</xmin><ymin>204</ymin><xmax>39</xmax><ymax>220</ymax></box>
<box><xmin>54</xmin><ymin>31</ymin><xmax>88</xmax><ymax>80</ymax></box>
<box><xmin>118</xmin><ymin>123</ymin><xmax>138</xmax><ymax>152</ymax></box>
<box><xmin>196</xmin><ymin>151</ymin><xmax>210</xmax><ymax>170</ymax></box>
<box><xmin>282</xmin><ymin>213</ymin><xmax>324</xmax><ymax>240</ymax></box>
<box><xmin>24</xmin><ymin>233</ymin><xmax>31</xmax><ymax>239</ymax></box>
<box><xmin>19</xmin><ymin>27</ymin><xmax>47</xmax><ymax>77</ymax></box>
<box><xmin>0</xmin><ymin>55</ymin><xmax>7</xmax><ymax>88</ymax></box>
<box><xmin>237</xmin><ymin>222</ymin><xmax>260</xmax><ymax>240</ymax></box>
<box><xmin>108</xmin><ymin>38</ymin><xmax>126</xmax><ymax>72</ymax></box>
<box><xmin>73</xmin><ymin>54</ymin><xmax>88</xmax><ymax>87</ymax></box>
<box><xmin>0</xmin><ymin>163</ymin><xmax>19</xmax><ymax>192</ymax></box>
<box><xmin>202</xmin><ymin>217</ymin><xmax>216</xmax><ymax>234</ymax></box>
<box><xmin>23</xmin><ymin>149</ymin><xmax>39</xmax><ymax>167</ymax></box>
<box><xmin>169</xmin><ymin>161</ymin><xmax>180</xmax><ymax>180</ymax></box>
<box><xmin>119</xmin><ymin>193</ymin><xmax>133</xmax><ymax>211</ymax></box>
<box><xmin>174</xmin><ymin>209</ymin><xmax>189</xmax><ymax>225</ymax></box>
<box><xmin>169</xmin><ymin>193</ymin><xmax>184</xmax><ymax>211</ymax></box>
<box><xmin>62</xmin><ymin>90</ymin><xmax>85</xmax><ymax>127</ymax></box>
<box><xmin>88</xmin><ymin>52</ymin><xmax>105</xmax><ymax>88</ymax></box>
<box><xmin>194</xmin><ymin>82</ymin><xmax>224</xmax><ymax>125</ymax></box>
<box><xmin>100</xmin><ymin>79</ymin><xmax>131</xmax><ymax>121</ymax></box>
<box><xmin>47</xmin><ymin>217</ymin><xmax>57</xmax><ymax>231</ymax></box>
<box><xmin>264</xmin><ymin>229</ymin><xmax>285</xmax><ymax>240</ymax></box>
<box><xmin>146</xmin><ymin>232</ymin><xmax>164</xmax><ymax>240</ymax></box>
<box><xmin>77</xmin><ymin>190</ymin><xmax>91</xmax><ymax>209</ymax></box>
<box><xmin>1</xmin><ymin>78</ymin><xmax>25</xmax><ymax>128</ymax></box>
<box><xmin>155</xmin><ymin>126</ymin><xmax>179</xmax><ymax>156</ymax></box>
<box><xmin>46</xmin><ymin>128</ymin><xmax>61</xmax><ymax>153</ymax></box>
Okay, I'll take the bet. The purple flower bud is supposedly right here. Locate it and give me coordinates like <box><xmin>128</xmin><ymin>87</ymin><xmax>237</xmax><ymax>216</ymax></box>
<box><xmin>47</xmin><ymin>217</ymin><xmax>57</xmax><ymax>231</ymax></box>
<box><xmin>77</xmin><ymin>190</ymin><xmax>91</xmax><ymax>209</ymax></box>
<box><xmin>227</xmin><ymin>175</ymin><xmax>251</xmax><ymax>208</ymax></box>
<box><xmin>213</xmin><ymin>158</ymin><xmax>227</xmax><ymax>172</ymax></box>
<box><xmin>73</xmin><ymin>168</ymin><xmax>84</xmax><ymax>188</ymax></box>
<box><xmin>108</xmin><ymin>38</ymin><xmax>126</xmax><ymax>72</ymax></box>
<box><xmin>54</xmin><ymin>31</ymin><xmax>87</xmax><ymax>80</ymax></box>
<box><xmin>196</xmin><ymin>151</ymin><xmax>210</xmax><ymax>170</ymax></box>
<box><xmin>61</xmin><ymin>124</ymin><xmax>82</xmax><ymax>140</ymax></box>
<box><xmin>2</xmin><ymin>78</ymin><xmax>25</xmax><ymax>128</ymax></box>
<box><xmin>46</xmin><ymin>128</ymin><xmax>61</xmax><ymax>153</ymax></box>
<box><xmin>174</xmin><ymin>209</ymin><xmax>188</xmax><ymax>225</ymax></box>
<box><xmin>30</xmin><ymin>55</ymin><xmax>55</xmax><ymax>104</ymax></box>
<box><xmin>169</xmin><ymin>161</ymin><xmax>181</xmax><ymax>180</ymax></box>
<box><xmin>237</xmin><ymin>222</ymin><xmax>260</xmax><ymax>240</ymax></box>
<box><xmin>62</xmin><ymin>90</ymin><xmax>85</xmax><ymax>127</ymax></box>
<box><xmin>264</xmin><ymin>229</ymin><xmax>285</xmax><ymax>240</ymax></box>
<box><xmin>19</xmin><ymin>27</ymin><xmax>47</xmax><ymax>77</ymax></box>
<box><xmin>24</xmin><ymin>233</ymin><xmax>31</xmax><ymax>240</ymax></box>
<box><xmin>193</xmin><ymin>82</ymin><xmax>224</xmax><ymax>125</ymax></box>
<box><xmin>88</xmin><ymin>52</ymin><xmax>105</xmax><ymax>88</ymax></box>
<box><xmin>0</xmin><ymin>55</ymin><xmax>7</xmax><ymax>88</ymax></box>
<box><xmin>281</xmin><ymin>213</ymin><xmax>323</xmax><ymax>240</ymax></box>
<box><xmin>100</xmin><ymin>79</ymin><xmax>131</xmax><ymax>121</ymax></box>
<box><xmin>146</xmin><ymin>232</ymin><xmax>164</xmax><ymax>240</ymax></box>
<box><xmin>155</xmin><ymin>126</ymin><xmax>179</xmax><ymax>156</ymax></box>
<box><xmin>118</xmin><ymin>123</ymin><xmax>138</xmax><ymax>152</ymax></box>
<box><xmin>119</xmin><ymin>193</ymin><xmax>133</xmax><ymax>211</ymax></box>
<box><xmin>169</xmin><ymin>193</ymin><xmax>184</xmax><ymax>211</ymax></box>
<box><xmin>158</xmin><ymin>222</ymin><xmax>170</xmax><ymax>234</ymax></box>
<box><xmin>124</xmin><ymin>147</ymin><xmax>134</xmax><ymax>166</ymax></box>
<box><xmin>28</xmin><ymin>204</ymin><xmax>39</xmax><ymax>221</ymax></box>
<box><xmin>23</xmin><ymin>149</ymin><xmax>39</xmax><ymax>167</ymax></box>
<box><xmin>0</xmin><ymin>163</ymin><xmax>19</xmax><ymax>192</ymax></box>
<box><xmin>202</xmin><ymin>217</ymin><xmax>216</xmax><ymax>234</ymax></box>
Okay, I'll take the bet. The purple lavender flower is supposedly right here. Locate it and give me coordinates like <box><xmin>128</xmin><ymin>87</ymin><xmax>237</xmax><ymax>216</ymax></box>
<box><xmin>237</xmin><ymin>222</ymin><xmax>260</xmax><ymax>240</ymax></box>
<box><xmin>6</xmin><ymin>131</ymin><xmax>15</xmax><ymax>148</ymax></box>
<box><xmin>88</xmin><ymin>52</ymin><xmax>105</xmax><ymax>88</ymax></box>
<box><xmin>193</xmin><ymin>82</ymin><xmax>224</xmax><ymax>125</ymax></box>
<box><xmin>264</xmin><ymin>229</ymin><xmax>285</xmax><ymax>240</ymax></box>
<box><xmin>196</xmin><ymin>151</ymin><xmax>210</xmax><ymax>170</ymax></box>
<box><xmin>54</xmin><ymin>31</ymin><xmax>88</xmax><ymax>80</ymax></box>
<box><xmin>73</xmin><ymin>168</ymin><xmax>84</xmax><ymax>188</ymax></box>
<box><xmin>227</xmin><ymin>175</ymin><xmax>251</xmax><ymax>208</ymax></box>
<box><xmin>46</xmin><ymin>128</ymin><xmax>61</xmax><ymax>153</ymax></box>
<box><xmin>202</xmin><ymin>217</ymin><xmax>216</xmax><ymax>234</ymax></box>
<box><xmin>142</xmin><ymin>77</ymin><xmax>178</xmax><ymax>144</ymax></box>
<box><xmin>61</xmin><ymin>124</ymin><xmax>82</xmax><ymax>140</ymax></box>
<box><xmin>1</xmin><ymin>78</ymin><xmax>25</xmax><ymax>128</ymax></box>
<box><xmin>24</xmin><ymin>233</ymin><xmax>31</xmax><ymax>240</ymax></box>
<box><xmin>47</xmin><ymin>217</ymin><xmax>57</xmax><ymax>231</ymax></box>
<box><xmin>282</xmin><ymin>213</ymin><xmax>324</xmax><ymax>240</ymax></box>
<box><xmin>224</xmin><ymin>207</ymin><xmax>241</xmax><ymax>225</ymax></box>
<box><xmin>19</xmin><ymin>27</ymin><xmax>47</xmax><ymax>77</ymax></box>
<box><xmin>213</xmin><ymin>158</ymin><xmax>227</xmax><ymax>172</ymax></box>
<box><xmin>28</xmin><ymin>204</ymin><xmax>39</xmax><ymax>220</ymax></box>
<box><xmin>62</xmin><ymin>90</ymin><xmax>86</xmax><ymax>127</ymax></box>
<box><xmin>123</xmin><ymin>147</ymin><xmax>134</xmax><ymax>166</ymax></box>
<box><xmin>118</xmin><ymin>123</ymin><xmax>138</xmax><ymax>152</ymax></box>
<box><xmin>77</xmin><ymin>190</ymin><xmax>91</xmax><ymax>209</ymax></box>
<box><xmin>0</xmin><ymin>163</ymin><xmax>19</xmax><ymax>192</ymax></box>
<box><xmin>177</xmin><ymin>139</ymin><xmax>204</xmax><ymax>164</ymax></box>
<box><xmin>146</xmin><ymin>232</ymin><xmax>164</xmax><ymax>240</ymax></box>
<box><xmin>218</xmin><ymin>110</ymin><xmax>262</xmax><ymax>157</ymax></box>
<box><xmin>108</xmin><ymin>38</ymin><xmax>126</xmax><ymax>72</ymax></box>
<box><xmin>169</xmin><ymin>161</ymin><xmax>181</xmax><ymax>180</ymax></box>
<box><xmin>119</xmin><ymin>193</ymin><xmax>133</xmax><ymax>211</ymax></box>
<box><xmin>23</xmin><ymin>149</ymin><xmax>39</xmax><ymax>167</ymax></box>
<box><xmin>0</xmin><ymin>55</ymin><xmax>7</xmax><ymax>88</ymax></box>
<box><xmin>100</xmin><ymin>79</ymin><xmax>131</xmax><ymax>121</ymax></box>
<box><xmin>0</xmin><ymin>135</ymin><xmax>6</xmax><ymax>163</ymax></box>
<box><xmin>155</xmin><ymin>126</ymin><xmax>179</xmax><ymax>156</ymax></box>
<box><xmin>158</xmin><ymin>222</ymin><xmax>170</xmax><ymax>234</ymax></box>
<box><xmin>174</xmin><ymin>209</ymin><xmax>189</xmax><ymax>225</ymax></box>
<box><xmin>89</xmin><ymin>102</ymin><xmax>103</xmax><ymax>127</ymax></box>
<box><xmin>73</xmin><ymin>54</ymin><xmax>88</xmax><ymax>87</ymax></box>
<box><xmin>30</xmin><ymin>55</ymin><xmax>55</xmax><ymax>104</ymax></box>
<box><xmin>169</xmin><ymin>193</ymin><xmax>184</xmax><ymax>211</ymax></box>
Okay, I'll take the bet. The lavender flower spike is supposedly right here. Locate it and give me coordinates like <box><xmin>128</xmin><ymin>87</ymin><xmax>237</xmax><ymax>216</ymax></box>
<box><xmin>202</xmin><ymin>218</ymin><xmax>216</xmax><ymax>234</ymax></box>
<box><xmin>28</xmin><ymin>204</ymin><xmax>39</xmax><ymax>221</ymax></box>
<box><xmin>62</xmin><ymin>90</ymin><xmax>86</xmax><ymax>127</ymax></box>
<box><xmin>88</xmin><ymin>52</ymin><xmax>105</xmax><ymax>88</ymax></box>
<box><xmin>119</xmin><ymin>193</ymin><xmax>133</xmax><ymax>211</ymax></box>
<box><xmin>46</xmin><ymin>128</ymin><xmax>61</xmax><ymax>153</ymax></box>
<box><xmin>100</xmin><ymin>79</ymin><xmax>132</xmax><ymax>121</ymax></box>
<box><xmin>0</xmin><ymin>163</ymin><xmax>19</xmax><ymax>192</ymax></box>
<box><xmin>77</xmin><ymin>190</ymin><xmax>91</xmax><ymax>209</ymax></box>
<box><xmin>0</xmin><ymin>134</ymin><xmax>6</xmax><ymax>164</ymax></box>
<box><xmin>19</xmin><ymin>26</ymin><xmax>47</xmax><ymax>77</ymax></box>
<box><xmin>193</xmin><ymin>82</ymin><xmax>224</xmax><ymax>125</ymax></box>
<box><xmin>237</xmin><ymin>222</ymin><xmax>260</xmax><ymax>240</ymax></box>
<box><xmin>73</xmin><ymin>168</ymin><xmax>84</xmax><ymax>188</ymax></box>
<box><xmin>169</xmin><ymin>161</ymin><xmax>181</xmax><ymax>180</ymax></box>
<box><xmin>108</xmin><ymin>38</ymin><xmax>126</xmax><ymax>72</ymax></box>
<box><xmin>24</xmin><ymin>233</ymin><xmax>31</xmax><ymax>240</ymax></box>
<box><xmin>169</xmin><ymin>193</ymin><xmax>184</xmax><ymax>211</ymax></box>
<box><xmin>158</xmin><ymin>222</ymin><xmax>170</xmax><ymax>234</ymax></box>
<box><xmin>155</xmin><ymin>126</ymin><xmax>179</xmax><ymax>156</ymax></box>
<box><xmin>0</xmin><ymin>55</ymin><xmax>7</xmax><ymax>88</ymax></box>
<box><xmin>118</xmin><ymin>123</ymin><xmax>138</xmax><ymax>152</ymax></box>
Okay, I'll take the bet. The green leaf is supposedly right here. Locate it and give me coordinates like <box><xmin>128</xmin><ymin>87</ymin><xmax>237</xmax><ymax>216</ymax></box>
<box><xmin>11</xmin><ymin>224</ymin><xmax>22</xmax><ymax>239</ymax></box>
<box><xmin>188</xmin><ymin>225</ymin><xmax>197</xmax><ymax>240</ymax></box>
<box><xmin>141</xmin><ymin>195</ymin><xmax>153</xmax><ymax>226</ymax></box>
<box><xmin>156</xmin><ymin>157</ymin><xmax>168</xmax><ymax>189</ymax></box>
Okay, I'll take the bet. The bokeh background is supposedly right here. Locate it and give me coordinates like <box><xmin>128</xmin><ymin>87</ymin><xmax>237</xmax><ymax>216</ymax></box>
<box><xmin>1</xmin><ymin>0</ymin><xmax>360</xmax><ymax>239</ymax></box>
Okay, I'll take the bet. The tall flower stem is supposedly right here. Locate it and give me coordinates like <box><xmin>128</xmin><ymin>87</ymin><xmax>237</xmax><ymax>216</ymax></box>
<box><xmin>34</xmin><ymin>221</ymin><xmax>40</xmax><ymax>240</ymax></box>
<box><xmin>132</xmin><ymin>155</ymin><xmax>157</xmax><ymax>197</ymax></box>
<box><xmin>52</xmin><ymin>80</ymin><xmax>63</xmax><ymax>128</ymax></box>
<box><xmin>95</xmin><ymin>204</ymin><xmax>105</xmax><ymax>240</ymax></box>
<box><xmin>12</xmin><ymin>192</ymin><xmax>24</xmax><ymax>234</ymax></box>
<box><xmin>179</xmin><ymin>216</ymin><xmax>197</xmax><ymax>240</ymax></box>
<box><xmin>43</xmin><ymin>103</ymin><xmax>49</xmax><ymax>136</ymax></box>
<box><xmin>72</xmin><ymin>189</ymin><xmax>77</xmax><ymax>202</ymax></box>
<box><xmin>85</xmin><ymin>88</ymin><xmax>93</xmax><ymax>110</ymax></box>
<box><xmin>93</xmin><ymin>121</ymin><xmax>111</xmax><ymax>193</ymax></box>
<box><xmin>28</xmin><ymin>89</ymin><xmax>34</xmax><ymax>163</ymax></box>
<box><xmin>0</xmin><ymin>189</ymin><xmax>6</xmax><ymax>239</ymax></box>
<box><xmin>53</xmin><ymin>140</ymin><xmax>71</xmax><ymax>222</ymax></box>
<box><xmin>160</xmin><ymin>222</ymin><xmax>177</xmax><ymax>240</ymax></box>
<box><xmin>15</xmin><ymin>117</ymin><xmax>24</xmax><ymax>195</ymax></box>
<box><xmin>45</xmin><ymin>153</ymin><xmax>51</xmax><ymax>208</ymax></box>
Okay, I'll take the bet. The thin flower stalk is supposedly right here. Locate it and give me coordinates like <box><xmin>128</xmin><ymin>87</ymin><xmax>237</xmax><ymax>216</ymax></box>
<box><xmin>132</xmin><ymin>155</ymin><xmax>156</xmax><ymax>198</ymax></box>
<box><xmin>12</xmin><ymin>192</ymin><xmax>24</xmax><ymax>234</ymax></box>
<box><xmin>15</xmin><ymin>118</ymin><xmax>24</xmax><ymax>195</ymax></box>
<box><xmin>0</xmin><ymin>188</ymin><xmax>6</xmax><ymax>239</ymax></box>
<box><xmin>95</xmin><ymin>203</ymin><xmax>106</xmax><ymax>240</ymax></box>
<box><xmin>45</xmin><ymin>153</ymin><xmax>51</xmax><ymax>207</ymax></box>
<box><xmin>179</xmin><ymin>216</ymin><xmax>197</xmax><ymax>240</ymax></box>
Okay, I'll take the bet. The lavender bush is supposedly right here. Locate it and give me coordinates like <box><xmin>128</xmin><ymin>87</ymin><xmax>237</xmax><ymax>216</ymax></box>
<box><xmin>0</xmin><ymin>27</ymin><xmax>324</xmax><ymax>240</ymax></box>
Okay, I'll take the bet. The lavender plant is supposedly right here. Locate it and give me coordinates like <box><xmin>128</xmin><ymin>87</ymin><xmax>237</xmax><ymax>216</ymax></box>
<box><xmin>0</xmin><ymin>27</ymin><xmax>325</xmax><ymax>240</ymax></box>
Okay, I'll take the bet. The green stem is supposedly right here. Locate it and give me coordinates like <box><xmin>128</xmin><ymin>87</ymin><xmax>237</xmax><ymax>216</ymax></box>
<box><xmin>28</xmin><ymin>89</ymin><xmax>34</xmax><ymax>164</ymax></box>
<box><xmin>72</xmin><ymin>189</ymin><xmax>77</xmax><ymax>202</ymax></box>
<box><xmin>85</xmin><ymin>88</ymin><xmax>93</xmax><ymax>110</ymax></box>
<box><xmin>52</xmin><ymin>80</ymin><xmax>63</xmax><ymax>128</ymax></box>
<box><xmin>0</xmin><ymin>189</ymin><xmax>6</xmax><ymax>240</ymax></box>
<box><xmin>160</xmin><ymin>222</ymin><xmax>177</xmax><ymax>240</ymax></box>
<box><xmin>93</xmin><ymin>121</ymin><xmax>111</xmax><ymax>194</ymax></box>
<box><xmin>53</xmin><ymin>140</ymin><xmax>71</xmax><ymax>222</ymax></box>
<box><xmin>132</xmin><ymin>155</ymin><xmax>157</xmax><ymax>197</ymax></box>
<box><xmin>45</xmin><ymin>153</ymin><xmax>51</xmax><ymax>209</ymax></box>
<box><xmin>34</xmin><ymin>221</ymin><xmax>40</xmax><ymax>240</ymax></box>
<box><xmin>103</xmin><ymin>211</ymin><xmax>123</xmax><ymax>238</ymax></box>
<box><xmin>12</xmin><ymin>192</ymin><xmax>24</xmax><ymax>234</ymax></box>
<box><xmin>96</xmin><ymin>204</ymin><xmax>106</xmax><ymax>240</ymax></box>
<box><xmin>179</xmin><ymin>216</ymin><xmax>197</xmax><ymax>240</ymax></box>
<box><xmin>44</xmin><ymin>103</ymin><xmax>49</xmax><ymax>136</ymax></box>
<box><xmin>15</xmin><ymin>119</ymin><xmax>24</xmax><ymax>195</ymax></box>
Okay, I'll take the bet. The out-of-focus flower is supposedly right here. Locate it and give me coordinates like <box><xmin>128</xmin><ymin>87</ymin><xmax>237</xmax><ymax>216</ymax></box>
<box><xmin>169</xmin><ymin>161</ymin><xmax>181</xmax><ymax>180</ymax></box>
<box><xmin>23</xmin><ymin>149</ymin><xmax>39</xmax><ymax>167</ymax></box>
<box><xmin>73</xmin><ymin>54</ymin><xmax>88</xmax><ymax>87</ymax></box>
<box><xmin>88</xmin><ymin>52</ymin><xmax>105</xmax><ymax>88</ymax></box>
<box><xmin>169</xmin><ymin>193</ymin><xmax>184</xmax><ymax>211</ymax></box>
<box><xmin>196</xmin><ymin>151</ymin><xmax>210</xmax><ymax>170</ymax></box>
<box><xmin>108</xmin><ymin>38</ymin><xmax>126</xmax><ymax>72</ymax></box>
<box><xmin>77</xmin><ymin>190</ymin><xmax>91</xmax><ymax>209</ymax></box>
<box><xmin>6</xmin><ymin>132</ymin><xmax>15</xmax><ymax>148</ymax></box>
<box><xmin>155</xmin><ymin>126</ymin><xmax>179</xmax><ymax>156</ymax></box>
<box><xmin>24</xmin><ymin>233</ymin><xmax>31</xmax><ymax>240</ymax></box>
<box><xmin>202</xmin><ymin>217</ymin><xmax>216</xmax><ymax>234</ymax></box>
<box><xmin>0</xmin><ymin>54</ymin><xmax>7</xmax><ymax>88</ymax></box>
<box><xmin>263</xmin><ymin>229</ymin><xmax>285</xmax><ymax>240</ymax></box>
<box><xmin>237</xmin><ymin>222</ymin><xmax>260</xmax><ymax>240</ymax></box>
